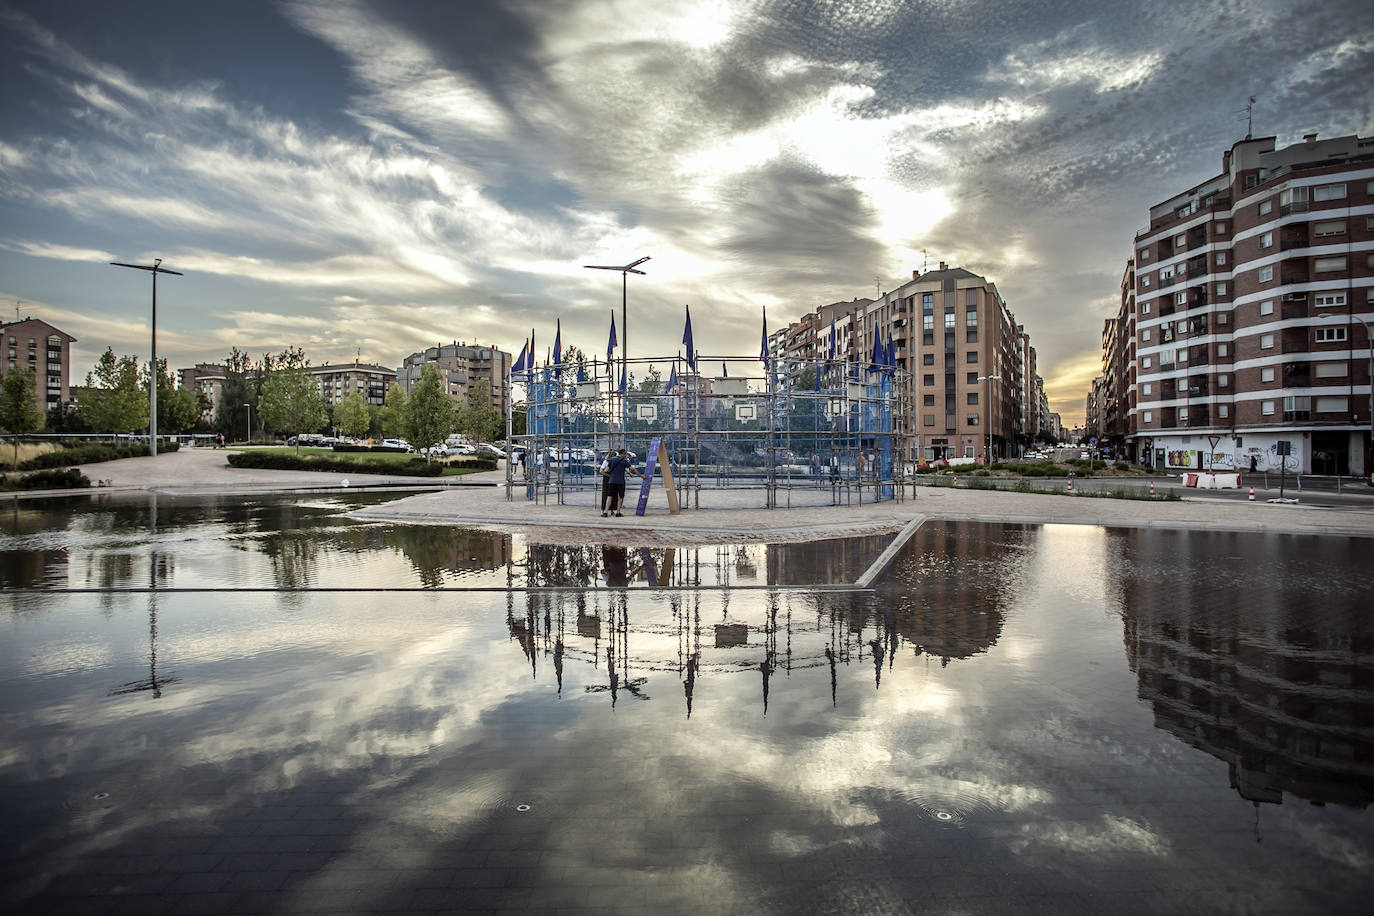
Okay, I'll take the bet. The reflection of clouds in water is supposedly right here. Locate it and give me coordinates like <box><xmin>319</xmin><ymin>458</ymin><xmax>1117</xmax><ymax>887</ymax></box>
<box><xmin>22</xmin><ymin>640</ymin><xmax>115</xmax><ymax>678</ymax></box>
<box><xmin>1015</xmin><ymin>813</ymin><xmax>1168</xmax><ymax>859</ymax></box>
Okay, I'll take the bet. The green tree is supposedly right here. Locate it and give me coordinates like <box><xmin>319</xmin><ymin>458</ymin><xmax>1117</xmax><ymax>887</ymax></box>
<box><xmin>380</xmin><ymin>383</ymin><xmax>409</xmax><ymax>438</ymax></box>
<box><xmin>333</xmin><ymin>389</ymin><xmax>371</xmax><ymax>439</ymax></box>
<box><xmin>145</xmin><ymin>359</ymin><xmax>200</xmax><ymax>435</ymax></box>
<box><xmin>454</xmin><ymin>379</ymin><xmax>501</xmax><ymax>443</ymax></box>
<box><xmin>511</xmin><ymin>402</ymin><xmax>526</xmax><ymax>438</ymax></box>
<box><xmin>636</xmin><ymin>365</ymin><xmax>662</xmax><ymax>393</ymax></box>
<box><xmin>215</xmin><ymin>347</ymin><xmax>257</xmax><ymax>439</ymax></box>
<box><xmin>78</xmin><ymin>348</ymin><xmax>149</xmax><ymax>433</ymax></box>
<box><xmin>403</xmin><ymin>364</ymin><xmax>454</xmax><ymax>458</ymax></box>
<box><xmin>367</xmin><ymin>403</ymin><xmax>384</xmax><ymax>438</ymax></box>
<box><xmin>257</xmin><ymin>346</ymin><xmax>328</xmax><ymax>454</ymax></box>
<box><xmin>0</xmin><ymin>366</ymin><xmax>44</xmax><ymax>469</ymax></box>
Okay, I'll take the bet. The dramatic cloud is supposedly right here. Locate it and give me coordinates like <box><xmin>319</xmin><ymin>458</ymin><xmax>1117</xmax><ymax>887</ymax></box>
<box><xmin>0</xmin><ymin>0</ymin><xmax>1371</xmax><ymax>422</ymax></box>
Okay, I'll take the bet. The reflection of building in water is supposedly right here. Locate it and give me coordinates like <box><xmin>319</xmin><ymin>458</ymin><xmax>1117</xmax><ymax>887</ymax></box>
<box><xmin>499</xmin><ymin>524</ymin><xmax>1022</xmax><ymax>715</ymax></box>
<box><xmin>1116</xmin><ymin>530</ymin><xmax>1374</xmax><ymax>809</ymax></box>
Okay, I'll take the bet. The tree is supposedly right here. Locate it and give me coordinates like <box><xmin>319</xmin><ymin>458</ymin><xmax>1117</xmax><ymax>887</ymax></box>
<box><xmin>454</xmin><ymin>379</ymin><xmax>501</xmax><ymax>443</ymax></box>
<box><xmin>404</xmin><ymin>364</ymin><xmax>454</xmax><ymax>458</ymax></box>
<box><xmin>333</xmin><ymin>390</ymin><xmax>371</xmax><ymax>439</ymax></box>
<box><xmin>78</xmin><ymin>348</ymin><xmax>149</xmax><ymax>433</ymax></box>
<box><xmin>0</xmin><ymin>366</ymin><xmax>44</xmax><ymax>469</ymax></box>
<box><xmin>257</xmin><ymin>346</ymin><xmax>328</xmax><ymax>454</ymax></box>
<box><xmin>637</xmin><ymin>365</ymin><xmax>662</xmax><ymax>393</ymax></box>
<box><xmin>145</xmin><ymin>359</ymin><xmax>200</xmax><ymax>435</ymax></box>
<box><xmin>511</xmin><ymin>402</ymin><xmax>526</xmax><ymax>438</ymax></box>
<box><xmin>367</xmin><ymin>404</ymin><xmax>384</xmax><ymax>438</ymax></box>
<box><xmin>380</xmin><ymin>383</ymin><xmax>408</xmax><ymax>438</ymax></box>
<box><xmin>215</xmin><ymin>347</ymin><xmax>257</xmax><ymax>439</ymax></box>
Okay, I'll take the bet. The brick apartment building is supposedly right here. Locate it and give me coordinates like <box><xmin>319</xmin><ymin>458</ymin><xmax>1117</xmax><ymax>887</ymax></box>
<box><xmin>1129</xmin><ymin>132</ymin><xmax>1373</xmax><ymax>474</ymax></box>
<box><xmin>1</xmin><ymin>316</ymin><xmax>75</xmax><ymax>412</ymax></box>
<box><xmin>397</xmin><ymin>342</ymin><xmax>512</xmax><ymax>416</ymax></box>
<box><xmin>311</xmin><ymin>362</ymin><xmax>396</xmax><ymax>407</ymax></box>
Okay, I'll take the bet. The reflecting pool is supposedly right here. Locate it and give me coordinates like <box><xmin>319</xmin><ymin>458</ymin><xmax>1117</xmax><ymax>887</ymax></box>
<box><xmin>1</xmin><ymin>496</ymin><xmax>1371</xmax><ymax>914</ymax></box>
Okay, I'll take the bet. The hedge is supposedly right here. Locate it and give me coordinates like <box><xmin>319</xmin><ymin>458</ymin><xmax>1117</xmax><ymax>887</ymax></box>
<box><xmin>227</xmin><ymin>452</ymin><xmax>445</xmax><ymax>476</ymax></box>
<box><xmin>17</xmin><ymin>441</ymin><xmax>179</xmax><ymax>471</ymax></box>
<box><xmin>0</xmin><ymin>467</ymin><xmax>91</xmax><ymax>490</ymax></box>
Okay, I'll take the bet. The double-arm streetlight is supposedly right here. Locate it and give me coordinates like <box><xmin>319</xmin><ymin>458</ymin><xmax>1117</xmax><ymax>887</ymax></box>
<box><xmin>243</xmin><ymin>403</ymin><xmax>252</xmax><ymax>445</ymax></box>
<box><xmin>110</xmin><ymin>258</ymin><xmax>182</xmax><ymax>457</ymax></box>
<box><xmin>583</xmin><ymin>256</ymin><xmax>649</xmax><ymax>446</ymax></box>
<box><xmin>977</xmin><ymin>374</ymin><xmax>1001</xmax><ymax>465</ymax></box>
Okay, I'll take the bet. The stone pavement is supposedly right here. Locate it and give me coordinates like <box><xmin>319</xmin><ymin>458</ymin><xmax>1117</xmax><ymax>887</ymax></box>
<box><xmin>52</xmin><ymin>445</ymin><xmax>1374</xmax><ymax>545</ymax></box>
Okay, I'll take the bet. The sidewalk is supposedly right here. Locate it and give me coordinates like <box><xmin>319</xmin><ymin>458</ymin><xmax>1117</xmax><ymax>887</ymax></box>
<box><xmin>47</xmin><ymin>446</ymin><xmax>1374</xmax><ymax>546</ymax></box>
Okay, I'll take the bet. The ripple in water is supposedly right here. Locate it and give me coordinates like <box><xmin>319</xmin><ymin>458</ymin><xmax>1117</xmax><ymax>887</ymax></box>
<box><xmin>897</xmin><ymin>779</ymin><xmax>1003</xmax><ymax>828</ymax></box>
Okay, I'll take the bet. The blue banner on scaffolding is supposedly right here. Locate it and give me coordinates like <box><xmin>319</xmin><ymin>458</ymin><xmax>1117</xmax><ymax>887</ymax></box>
<box><xmin>635</xmin><ymin>436</ymin><xmax>661</xmax><ymax>516</ymax></box>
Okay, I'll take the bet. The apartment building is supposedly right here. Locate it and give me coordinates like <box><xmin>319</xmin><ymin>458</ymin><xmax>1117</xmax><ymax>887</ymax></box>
<box><xmin>178</xmin><ymin>362</ymin><xmax>224</xmax><ymax>420</ymax></box>
<box><xmin>311</xmin><ymin>362</ymin><xmax>396</xmax><ymax>407</ymax></box>
<box><xmin>1</xmin><ymin>316</ymin><xmax>75</xmax><ymax>411</ymax></box>
<box><xmin>397</xmin><ymin>342</ymin><xmax>512</xmax><ymax>414</ymax></box>
<box><xmin>1130</xmin><ymin>132</ymin><xmax>1373</xmax><ymax>474</ymax></box>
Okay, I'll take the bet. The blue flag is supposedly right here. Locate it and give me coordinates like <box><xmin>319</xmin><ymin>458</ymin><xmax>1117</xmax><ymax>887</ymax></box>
<box><xmin>576</xmin><ymin>361</ymin><xmax>586</xmax><ymax>383</ymax></box>
<box><xmin>553</xmin><ymin>319</ymin><xmax>562</xmax><ymax>366</ymax></box>
<box><xmin>722</xmin><ymin>361</ymin><xmax>728</xmax><ymax>378</ymax></box>
<box><xmin>759</xmin><ymin>307</ymin><xmax>768</xmax><ymax>367</ymax></box>
<box><xmin>682</xmin><ymin>305</ymin><xmax>696</xmax><ymax>371</ymax></box>
<box><xmin>618</xmin><ymin>366</ymin><xmax>627</xmax><ymax>394</ymax></box>
<box><xmin>667</xmin><ymin>364</ymin><xmax>678</xmax><ymax>393</ymax></box>
<box><xmin>607</xmin><ymin>313</ymin><xmax>617</xmax><ymax>360</ymax></box>
<box><xmin>828</xmin><ymin>317</ymin><xmax>836</xmax><ymax>359</ymax></box>
<box><xmin>870</xmin><ymin>324</ymin><xmax>882</xmax><ymax>372</ymax></box>
<box><xmin>510</xmin><ymin>340</ymin><xmax>528</xmax><ymax>377</ymax></box>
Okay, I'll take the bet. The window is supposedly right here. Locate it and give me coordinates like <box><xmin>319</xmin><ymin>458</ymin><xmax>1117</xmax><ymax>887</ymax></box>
<box><xmin>967</xmin><ymin>414</ymin><xmax>979</xmax><ymax>426</ymax></box>
<box><xmin>1216</xmin><ymin>252</ymin><xmax>1227</xmax><ymax>266</ymax></box>
<box><xmin>923</xmin><ymin>314</ymin><xmax>934</xmax><ymax>330</ymax></box>
<box><xmin>965</xmin><ymin>289</ymin><xmax>978</xmax><ymax>306</ymax></box>
<box><xmin>1312</xmin><ymin>183</ymin><xmax>1346</xmax><ymax>201</ymax></box>
<box><xmin>1218</xmin><ymin>404</ymin><xmax>1229</xmax><ymax>418</ymax></box>
<box><xmin>1141</xmin><ymin>301</ymin><xmax>1151</xmax><ymax>314</ymax></box>
<box><xmin>1159</xmin><ymin>266</ymin><xmax>1174</xmax><ymax>280</ymax></box>
<box><xmin>1314</xmin><ymin>362</ymin><xmax>1347</xmax><ymax>378</ymax></box>
<box><xmin>923</xmin><ymin>414</ymin><xmax>935</xmax><ymax>426</ymax></box>
<box><xmin>1143</xmin><ymin>411</ymin><xmax>1153</xmax><ymax>423</ymax></box>
<box><xmin>967</xmin><ymin>392</ymin><xmax>979</xmax><ymax>405</ymax></box>
<box><xmin>1177</xmin><ymin>348</ymin><xmax>1188</xmax><ymax>364</ymax></box>
<box><xmin>1259</xmin><ymin>299</ymin><xmax>1274</xmax><ymax>316</ymax></box>
<box><xmin>923</xmin><ymin>353</ymin><xmax>934</xmax><ymax>365</ymax></box>
<box><xmin>1142</xmin><ymin>356</ymin><xmax>1152</xmax><ymax>369</ymax></box>
<box><xmin>1315</xmin><ymin>293</ymin><xmax>1347</xmax><ymax>308</ymax></box>
<box><xmin>966</xmin><ymin>329</ymin><xmax>978</xmax><ymax>343</ymax></box>
<box><xmin>1246</xmin><ymin>174</ymin><xmax>1258</xmax><ymax>189</ymax></box>
<box><xmin>1315</xmin><ymin>327</ymin><xmax>1347</xmax><ymax>343</ymax></box>
<box><xmin>1258</xmin><ymin>265</ymin><xmax>1273</xmax><ymax>282</ymax></box>
<box><xmin>1176</xmin><ymin>291</ymin><xmax>1187</xmax><ymax>304</ymax></box>
<box><xmin>966</xmin><ymin>372</ymin><xmax>978</xmax><ymax>384</ymax></box>
<box><xmin>1261</xmin><ymin>400</ymin><xmax>1275</xmax><ymax>416</ymax></box>
<box><xmin>1314</xmin><ymin>257</ymin><xmax>1346</xmax><ymax>272</ymax></box>
<box><xmin>923</xmin><ymin>374</ymin><xmax>935</xmax><ymax>386</ymax></box>
<box><xmin>1280</xmin><ymin>187</ymin><xmax>1307</xmax><ymax>207</ymax></box>
<box><xmin>1179</xmin><ymin>407</ymin><xmax>1189</xmax><ymax>421</ymax></box>
<box><xmin>944</xmin><ymin>313</ymin><xmax>955</xmax><ymax>330</ymax></box>
<box><xmin>1217</xmin><ymin>343</ymin><xmax>1228</xmax><ymax>357</ymax></box>
<box><xmin>1141</xmin><ymin>276</ymin><xmax>1151</xmax><ymax>288</ymax></box>
<box><xmin>922</xmin><ymin>293</ymin><xmax>934</xmax><ymax>311</ymax></box>
<box><xmin>1313</xmin><ymin>219</ymin><xmax>1346</xmax><ymax>237</ymax></box>
<box><xmin>1142</xmin><ymin>329</ymin><xmax>1152</xmax><ymax>342</ymax></box>
<box><xmin>1218</xmin><ymin>374</ymin><xmax>1229</xmax><ymax>388</ymax></box>
<box><xmin>1216</xmin><ymin>282</ymin><xmax>1227</xmax><ymax>296</ymax></box>
<box><xmin>966</xmin><ymin>351</ymin><xmax>978</xmax><ymax>363</ymax></box>
<box><xmin>1138</xmin><ymin>247</ymin><xmax>1150</xmax><ymax>261</ymax></box>
<box><xmin>965</xmin><ymin>310</ymin><xmax>977</xmax><ymax>327</ymax></box>
<box><xmin>1316</xmin><ymin>397</ymin><xmax>1348</xmax><ymax>413</ymax></box>
<box><xmin>1174</xmin><ymin>234</ymin><xmax>1187</xmax><ymax>247</ymax></box>
<box><xmin>1143</xmin><ymin>383</ymin><xmax>1152</xmax><ymax>395</ymax></box>
<box><xmin>1368</xmin><ymin>215</ymin><xmax>1374</xmax><ymax>231</ymax></box>
<box><xmin>924</xmin><ymin>394</ymin><xmax>935</xmax><ymax>406</ymax></box>
<box><xmin>1216</xmin><ymin>221</ymin><xmax>1227</xmax><ymax>233</ymax></box>
<box><xmin>1259</xmin><ymin>200</ymin><xmax>1273</xmax><ymax>215</ymax></box>
<box><xmin>1259</xmin><ymin>231</ymin><xmax>1273</xmax><ymax>248</ymax></box>
<box><xmin>1261</xmin><ymin>367</ymin><xmax>1275</xmax><ymax>382</ymax></box>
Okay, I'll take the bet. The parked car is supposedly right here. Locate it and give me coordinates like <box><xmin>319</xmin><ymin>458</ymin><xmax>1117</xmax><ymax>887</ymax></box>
<box><xmin>380</xmin><ymin>438</ymin><xmax>412</xmax><ymax>451</ymax></box>
<box><xmin>475</xmin><ymin>443</ymin><xmax>505</xmax><ymax>459</ymax></box>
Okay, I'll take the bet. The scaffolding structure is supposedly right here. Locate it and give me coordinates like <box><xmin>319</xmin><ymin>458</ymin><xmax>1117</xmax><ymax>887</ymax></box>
<box><xmin>506</xmin><ymin>355</ymin><xmax>909</xmax><ymax>509</ymax></box>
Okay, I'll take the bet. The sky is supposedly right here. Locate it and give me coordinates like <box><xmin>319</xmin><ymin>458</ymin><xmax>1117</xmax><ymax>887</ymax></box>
<box><xmin>1</xmin><ymin>0</ymin><xmax>1371</xmax><ymax>426</ymax></box>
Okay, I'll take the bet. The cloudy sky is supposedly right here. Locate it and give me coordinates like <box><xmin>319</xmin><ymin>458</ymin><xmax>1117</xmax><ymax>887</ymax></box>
<box><xmin>1</xmin><ymin>0</ymin><xmax>1371</xmax><ymax>424</ymax></box>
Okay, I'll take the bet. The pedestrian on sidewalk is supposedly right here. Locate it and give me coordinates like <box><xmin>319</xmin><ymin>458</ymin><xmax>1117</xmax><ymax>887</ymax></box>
<box><xmin>601</xmin><ymin>448</ymin><xmax>642</xmax><ymax>517</ymax></box>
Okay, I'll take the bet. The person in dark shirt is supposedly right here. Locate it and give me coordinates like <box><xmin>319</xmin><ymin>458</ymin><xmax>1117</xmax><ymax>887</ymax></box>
<box><xmin>601</xmin><ymin>448</ymin><xmax>642</xmax><ymax>517</ymax></box>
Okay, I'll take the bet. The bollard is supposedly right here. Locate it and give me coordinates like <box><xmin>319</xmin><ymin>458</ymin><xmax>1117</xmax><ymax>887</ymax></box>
<box><xmin>1149</xmin><ymin>481</ymin><xmax>1155</xmax><ymax>496</ymax></box>
<box><xmin>1066</xmin><ymin>477</ymin><xmax>1073</xmax><ymax>493</ymax></box>
<box><xmin>1248</xmin><ymin>486</ymin><xmax>1255</xmax><ymax>502</ymax></box>
<box><xmin>953</xmin><ymin>474</ymin><xmax>958</xmax><ymax>488</ymax></box>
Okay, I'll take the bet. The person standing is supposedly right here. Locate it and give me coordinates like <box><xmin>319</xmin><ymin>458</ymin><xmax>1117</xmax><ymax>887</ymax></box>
<box><xmin>602</xmin><ymin>448</ymin><xmax>642</xmax><ymax>517</ymax></box>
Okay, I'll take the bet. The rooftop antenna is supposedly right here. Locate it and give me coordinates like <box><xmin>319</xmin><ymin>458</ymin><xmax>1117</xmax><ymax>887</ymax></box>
<box><xmin>922</xmin><ymin>249</ymin><xmax>928</xmax><ymax>272</ymax></box>
<box><xmin>14</xmin><ymin>299</ymin><xmax>20</xmax><ymax>321</ymax></box>
<box><xmin>1239</xmin><ymin>96</ymin><xmax>1256</xmax><ymax>139</ymax></box>
<box><xmin>874</xmin><ymin>275</ymin><xmax>881</xmax><ymax>298</ymax></box>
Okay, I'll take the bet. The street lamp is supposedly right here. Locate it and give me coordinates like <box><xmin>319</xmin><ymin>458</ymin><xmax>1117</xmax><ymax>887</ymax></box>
<box><xmin>584</xmin><ymin>256</ymin><xmax>649</xmax><ymax>446</ymax></box>
<box><xmin>1318</xmin><ymin>312</ymin><xmax>1374</xmax><ymax>483</ymax></box>
<box><xmin>110</xmin><ymin>258</ymin><xmax>182</xmax><ymax>457</ymax></box>
<box><xmin>243</xmin><ymin>403</ymin><xmax>251</xmax><ymax>445</ymax></box>
<box><xmin>977</xmin><ymin>374</ymin><xmax>1001</xmax><ymax>465</ymax></box>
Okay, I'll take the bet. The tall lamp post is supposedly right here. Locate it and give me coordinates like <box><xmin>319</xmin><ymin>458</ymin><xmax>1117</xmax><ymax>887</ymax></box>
<box><xmin>111</xmin><ymin>258</ymin><xmax>182</xmax><ymax>457</ymax></box>
<box><xmin>1318</xmin><ymin>312</ymin><xmax>1374</xmax><ymax>483</ymax></box>
<box><xmin>977</xmin><ymin>374</ymin><xmax>1001</xmax><ymax>465</ymax></box>
<box><xmin>584</xmin><ymin>256</ymin><xmax>649</xmax><ymax>447</ymax></box>
<box><xmin>243</xmin><ymin>403</ymin><xmax>252</xmax><ymax>446</ymax></box>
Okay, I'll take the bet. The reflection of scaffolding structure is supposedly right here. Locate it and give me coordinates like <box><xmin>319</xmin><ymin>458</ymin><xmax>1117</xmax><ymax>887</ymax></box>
<box><xmin>508</xmin><ymin>355</ymin><xmax>909</xmax><ymax>508</ymax></box>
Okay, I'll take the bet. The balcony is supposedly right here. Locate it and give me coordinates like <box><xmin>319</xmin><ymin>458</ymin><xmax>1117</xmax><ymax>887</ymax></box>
<box><xmin>1282</xmin><ymin>363</ymin><xmax>1312</xmax><ymax>386</ymax></box>
<box><xmin>1281</xmin><ymin>291</ymin><xmax>1307</xmax><ymax>302</ymax></box>
<box><xmin>1280</xmin><ymin>273</ymin><xmax>1309</xmax><ymax>286</ymax></box>
<box><xmin>1187</xmin><ymin>255</ymin><xmax>1208</xmax><ymax>275</ymax></box>
<box><xmin>1281</xmin><ymin>300</ymin><xmax>1310</xmax><ymax>320</ymax></box>
<box><xmin>1283</xmin><ymin>410</ymin><xmax>1311</xmax><ymax>422</ymax></box>
<box><xmin>1158</xmin><ymin>273</ymin><xmax>1178</xmax><ymax>288</ymax></box>
<box><xmin>1184</xmin><ymin>413</ymin><xmax>1211</xmax><ymax>428</ymax></box>
<box><xmin>1186</xmin><ymin>383</ymin><xmax>1210</xmax><ymax>397</ymax></box>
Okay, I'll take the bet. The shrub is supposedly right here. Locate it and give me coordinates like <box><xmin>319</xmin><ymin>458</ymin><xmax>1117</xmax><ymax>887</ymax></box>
<box><xmin>17</xmin><ymin>441</ymin><xmax>178</xmax><ymax>470</ymax></box>
<box><xmin>0</xmin><ymin>467</ymin><xmax>91</xmax><ymax>490</ymax></box>
<box><xmin>227</xmin><ymin>451</ymin><xmax>445</xmax><ymax>476</ymax></box>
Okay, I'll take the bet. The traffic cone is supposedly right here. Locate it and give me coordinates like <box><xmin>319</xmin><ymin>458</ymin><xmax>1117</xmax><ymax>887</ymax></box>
<box><xmin>1066</xmin><ymin>477</ymin><xmax>1074</xmax><ymax>493</ymax></box>
<box><xmin>1248</xmin><ymin>487</ymin><xmax>1255</xmax><ymax>502</ymax></box>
